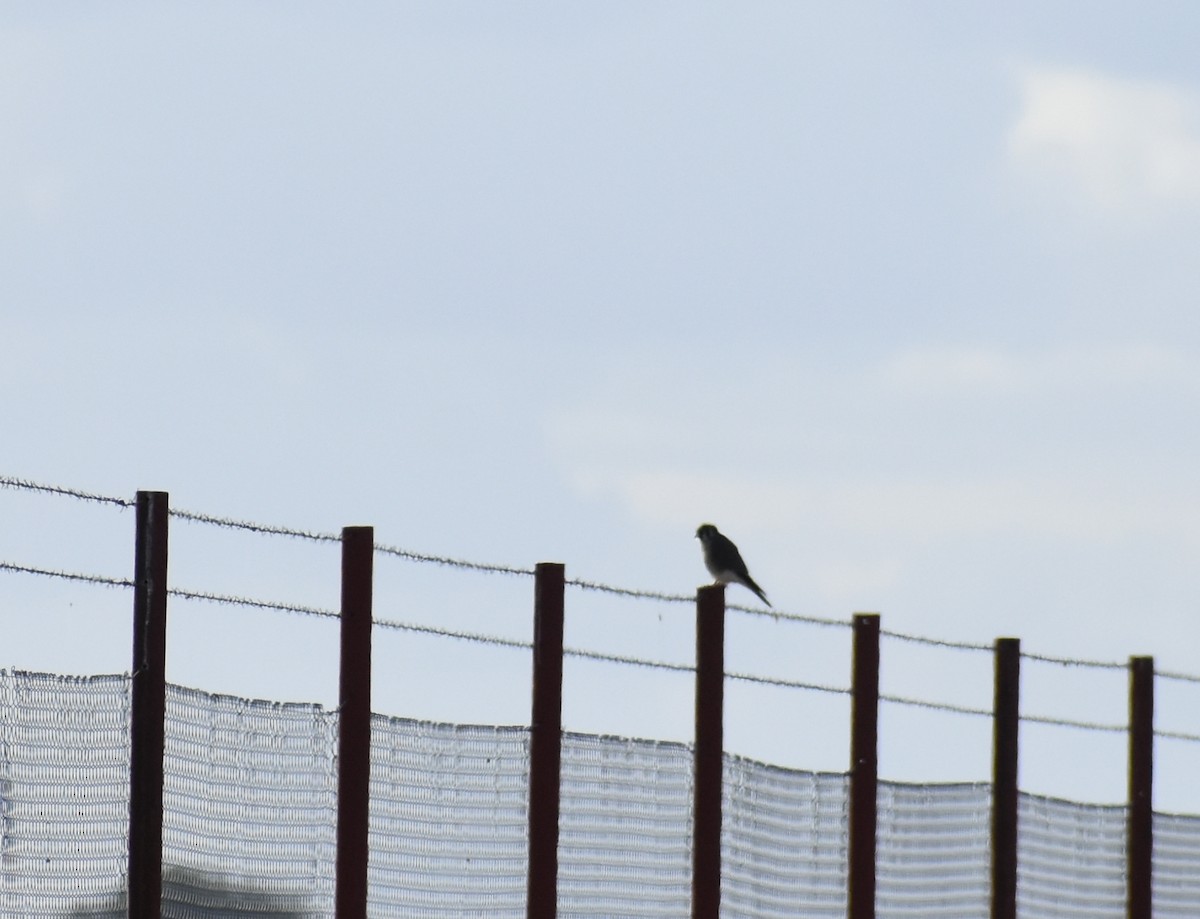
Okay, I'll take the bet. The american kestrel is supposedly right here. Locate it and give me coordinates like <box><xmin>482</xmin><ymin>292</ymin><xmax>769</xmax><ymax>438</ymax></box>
<box><xmin>695</xmin><ymin>523</ymin><xmax>770</xmax><ymax>607</ymax></box>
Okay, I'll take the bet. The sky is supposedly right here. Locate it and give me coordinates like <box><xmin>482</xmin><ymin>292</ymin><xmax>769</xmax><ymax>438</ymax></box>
<box><xmin>4</xmin><ymin>3</ymin><xmax>1200</xmax><ymax>812</ymax></box>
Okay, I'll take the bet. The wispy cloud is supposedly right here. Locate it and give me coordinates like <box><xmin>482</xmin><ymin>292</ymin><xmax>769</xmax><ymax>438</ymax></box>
<box><xmin>570</xmin><ymin>467</ymin><xmax>1200</xmax><ymax>545</ymax></box>
<box><xmin>551</xmin><ymin>343</ymin><xmax>1200</xmax><ymax>551</ymax></box>
<box><xmin>879</xmin><ymin>343</ymin><xmax>1200</xmax><ymax>396</ymax></box>
<box><xmin>1008</xmin><ymin>65</ymin><xmax>1200</xmax><ymax>219</ymax></box>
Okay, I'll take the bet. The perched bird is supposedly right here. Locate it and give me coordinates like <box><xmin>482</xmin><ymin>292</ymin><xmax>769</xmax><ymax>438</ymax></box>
<box><xmin>695</xmin><ymin>523</ymin><xmax>771</xmax><ymax>607</ymax></box>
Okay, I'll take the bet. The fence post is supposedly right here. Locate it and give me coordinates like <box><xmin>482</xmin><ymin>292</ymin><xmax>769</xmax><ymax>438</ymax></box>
<box><xmin>849</xmin><ymin>613</ymin><xmax>879</xmax><ymax>919</ymax></box>
<box><xmin>336</xmin><ymin>526</ymin><xmax>374</xmax><ymax>919</ymax></box>
<box><xmin>527</xmin><ymin>562</ymin><xmax>566</xmax><ymax>919</ymax></box>
<box><xmin>1128</xmin><ymin>656</ymin><xmax>1154</xmax><ymax>919</ymax></box>
<box><xmin>128</xmin><ymin>491</ymin><xmax>169</xmax><ymax>919</ymax></box>
<box><xmin>991</xmin><ymin>638</ymin><xmax>1020</xmax><ymax>919</ymax></box>
<box><xmin>693</xmin><ymin>584</ymin><xmax>725</xmax><ymax>919</ymax></box>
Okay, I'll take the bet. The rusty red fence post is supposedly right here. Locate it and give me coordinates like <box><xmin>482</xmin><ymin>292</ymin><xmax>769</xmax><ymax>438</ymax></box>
<box><xmin>1128</xmin><ymin>656</ymin><xmax>1154</xmax><ymax>919</ymax></box>
<box><xmin>527</xmin><ymin>562</ymin><xmax>566</xmax><ymax>919</ymax></box>
<box><xmin>336</xmin><ymin>526</ymin><xmax>374</xmax><ymax>919</ymax></box>
<box><xmin>128</xmin><ymin>491</ymin><xmax>169</xmax><ymax>919</ymax></box>
<box><xmin>991</xmin><ymin>638</ymin><xmax>1020</xmax><ymax>919</ymax></box>
<box><xmin>692</xmin><ymin>584</ymin><xmax>725</xmax><ymax>919</ymax></box>
<box><xmin>848</xmin><ymin>613</ymin><xmax>879</xmax><ymax>919</ymax></box>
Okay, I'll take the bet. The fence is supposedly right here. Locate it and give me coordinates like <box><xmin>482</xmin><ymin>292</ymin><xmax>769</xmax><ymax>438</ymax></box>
<box><xmin>1</xmin><ymin>476</ymin><xmax>1199</xmax><ymax>917</ymax></box>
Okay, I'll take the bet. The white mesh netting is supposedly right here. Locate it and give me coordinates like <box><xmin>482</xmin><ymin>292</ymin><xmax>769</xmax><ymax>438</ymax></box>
<box><xmin>0</xmin><ymin>670</ymin><xmax>1197</xmax><ymax>917</ymax></box>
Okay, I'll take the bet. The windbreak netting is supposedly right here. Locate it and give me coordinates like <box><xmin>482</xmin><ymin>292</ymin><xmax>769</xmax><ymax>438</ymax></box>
<box><xmin>1154</xmin><ymin>811</ymin><xmax>1200</xmax><ymax>916</ymax></box>
<box><xmin>163</xmin><ymin>686</ymin><xmax>339</xmax><ymax>917</ymax></box>
<box><xmin>4</xmin><ymin>670</ymin><xmax>1200</xmax><ymax>917</ymax></box>
<box><xmin>0</xmin><ymin>672</ymin><xmax>129</xmax><ymax>917</ymax></box>
<box><xmin>1016</xmin><ymin>794</ymin><xmax>1126</xmax><ymax>917</ymax></box>
<box><xmin>369</xmin><ymin>716</ymin><xmax>529</xmax><ymax>915</ymax></box>
<box><xmin>558</xmin><ymin>732</ymin><xmax>692</xmax><ymax>917</ymax></box>
<box><xmin>721</xmin><ymin>758</ymin><xmax>847</xmax><ymax>918</ymax></box>
<box><xmin>876</xmin><ymin>782</ymin><xmax>990</xmax><ymax>918</ymax></box>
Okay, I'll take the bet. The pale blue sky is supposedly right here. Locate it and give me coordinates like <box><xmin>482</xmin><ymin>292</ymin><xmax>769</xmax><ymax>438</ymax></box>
<box><xmin>4</xmin><ymin>4</ymin><xmax>1200</xmax><ymax>810</ymax></box>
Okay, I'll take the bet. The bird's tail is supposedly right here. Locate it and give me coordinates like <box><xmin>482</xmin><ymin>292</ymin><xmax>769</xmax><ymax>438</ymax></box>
<box><xmin>747</xmin><ymin>578</ymin><xmax>771</xmax><ymax>608</ymax></box>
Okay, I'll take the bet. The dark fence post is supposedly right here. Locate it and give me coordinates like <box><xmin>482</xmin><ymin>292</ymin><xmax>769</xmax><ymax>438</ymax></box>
<box><xmin>849</xmin><ymin>613</ymin><xmax>879</xmax><ymax>919</ymax></box>
<box><xmin>693</xmin><ymin>584</ymin><xmax>725</xmax><ymax>919</ymax></box>
<box><xmin>1128</xmin><ymin>656</ymin><xmax>1154</xmax><ymax>919</ymax></box>
<box><xmin>991</xmin><ymin>638</ymin><xmax>1020</xmax><ymax>919</ymax></box>
<box><xmin>128</xmin><ymin>491</ymin><xmax>169</xmax><ymax>919</ymax></box>
<box><xmin>336</xmin><ymin>526</ymin><xmax>374</xmax><ymax>919</ymax></box>
<box><xmin>527</xmin><ymin>562</ymin><xmax>566</xmax><ymax>919</ymax></box>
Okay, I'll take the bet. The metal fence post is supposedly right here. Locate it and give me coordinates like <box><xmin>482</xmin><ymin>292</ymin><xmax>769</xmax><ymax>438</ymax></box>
<box><xmin>693</xmin><ymin>584</ymin><xmax>725</xmax><ymax>919</ymax></box>
<box><xmin>849</xmin><ymin>613</ymin><xmax>880</xmax><ymax>919</ymax></box>
<box><xmin>336</xmin><ymin>526</ymin><xmax>374</xmax><ymax>919</ymax></box>
<box><xmin>991</xmin><ymin>638</ymin><xmax>1020</xmax><ymax>919</ymax></box>
<box><xmin>1128</xmin><ymin>656</ymin><xmax>1154</xmax><ymax>919</ymax></box>
<box><xmin>527</xmin><ymin>562</ymin><xmax>566</xmax><ymax>919</ymax></box>
<box><xmin>129</xmin><ymin>491</ymin><xmax>169</xmax><ymax>919</ymax></box>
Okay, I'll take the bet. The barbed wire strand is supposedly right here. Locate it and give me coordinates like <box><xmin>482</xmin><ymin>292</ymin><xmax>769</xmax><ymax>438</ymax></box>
<box><xmin>1019</xmin><ymin>712</ymin><xmax>1128</xmax><ymax>733</ymax></box>
<box><xmin>5</xmin><ymin>560</ymin><xmax>1199</xmax><ymax>740</ymax></box>
<box><xmin>170</xmin><ymin>587</ymin><xmax>339</xmax><ymax>621</ymax></box>
<box><xmin>171</xmin><ymin>510</ymin><xmax>538</xmax><ymax>578</ymax></box>
<box><xmin>377</xmin><ymin>543</ymin><xmax>533</xmax><ymax>577</ymax></box>
<box><xmin>0</xmin><ymin>561</ymin><xmax>133</xmax><ymax>589</ymax></box>
<box><xmin>170</xmin><ymin>508</ymin><xmax>341</xmax><ymax>545</ymax></box>
<box><xmin>1019</xmin><ymin>649</ymin><xmax>1127</xmax><ymax>672</ymax></box>
<box><xmin>1</xmin><ymin>473</ymin><xmax>1196</xmax><ymax>681</ymax></box>
<box><xmin>881</xmin><ymin>628</ymin><xmax>992</xmax><ymax>654</ymax></box>
<box><xmin>729</xmin><ymin>671</ymin><xmax>849</xmax><ymax>696</ymax></box>
<box><xmin>1158</xmin><ymin>728</ymin><xmax>1200</xmax><ymax>743</ymax></box>
<box><xmin>879</xmin><ymin>691</ymin><xmax>1130</xmax><ymax>733</ymax></box>
<box><xmin>186</xmin><ymin>590</ymin><xmax>1200</xmax><ymax>739</ymax></box>
<box><xmin>0</xmin><ymin>475</ymin><xmax>134</xmax><ymax>509</ymax></box>
<box><xmin>1155</xmin><ymin>669</ymin><xmax>1200</xmax><ymax>686</ymax></box>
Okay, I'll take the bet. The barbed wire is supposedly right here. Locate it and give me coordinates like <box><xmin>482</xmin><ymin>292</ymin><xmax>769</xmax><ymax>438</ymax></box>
<box><xmin>4</xmin><ymin>559</ymin><xmax>1200</xmax><ymax>741</ymax></box>
<box><xmin>376</xmin><ymin>543</ymin><xmax>534</xmax><ymax>577</ymax></box>
<box><xmin>170</xmin><ymin>587</ymin><xmax>339</xmax><ymax>621</ymax></box>
<box><xmin>881</xmin><ymin>628</ymin><xmax>991</xmax><ymax>654</ymax></box>
<box><xmin>879</xmin><ymin>691</ymin><xmax>1130</xmax><ymax>733</ymax></box>
<box><xmin>1157</xmin><ymin>728</ymin><xmax>1200</xmax><ymax>743</ymax></box>
<box><xmin>881</xmin><ymin>692</ymin><xmax>992</xmax><ymax>719</ymax></box>
<box><xmin>728</xmin><ymin>671</ymin><xmax>850</xmax><ymax>695</ymax></box>
<box><xmin>169</xmin><ymin>508</ymin><xmax>341</xmax><ymax>545</ymax></box>
<box><xmin>1018</xmin><ymin>712</ymin><xmax>1128</xmax><ymax>733</ymax></box>
<box><xmin>0</xmin><ymin>561</ymin><xmax>133</xmax><ymax>589</ymax></box>
<box><xmin>1019</xmin><ymin>649</ymin><xmax>1127</xmax><ymax>672</ymax></box>
<box><xmin>170</xmin><ymin>505</ymin><xmax>537</xmax><ymax>577</ymax></box>
<box><xmin>0</xmin><ymin>475</ymin><xmax>134</xmax><ymax>509</ymax></box>
<box><xmin>1156</xmin><ymin>669</ymin><xmax>1200</xmax><ymax>686</ymax></box>
<box><xmin>1</xmin><ymin>473</ymin><xmax>1197</xmax><ymax>683</ymax></box>
<box><xmin>565</xmin><ymin>647</ymin><xmax>691</xmax><ymax>674</ymax></box>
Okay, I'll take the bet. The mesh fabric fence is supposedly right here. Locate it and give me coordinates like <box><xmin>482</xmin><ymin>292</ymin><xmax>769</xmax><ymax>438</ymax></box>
<box><xmin>0</xmin><ymin>670</ymin><xmax>1196</xmax><ymax>916</ymax></box>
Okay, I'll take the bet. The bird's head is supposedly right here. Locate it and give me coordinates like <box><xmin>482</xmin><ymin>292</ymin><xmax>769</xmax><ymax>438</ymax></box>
<box><xmin>695</xmin><ymin>523</ymin><xmax>718</xmax><ymax>541</ymax></box>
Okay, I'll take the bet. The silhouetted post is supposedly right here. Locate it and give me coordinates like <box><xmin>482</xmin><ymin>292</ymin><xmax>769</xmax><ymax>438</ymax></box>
<box><xmin>336</xmin><ymin>527</ymin><xmax>374</xmax><ymax>919</ymax></box>
<box><xmin>693</xmin><ymin>585</ymin><xmax>725</xmax><ymax>919</ymax></box>
<box><xmin>527</xmin><ymin>562</ymin><xmax>566</xmax><ymax>919</ymax></box>
<box><xmin>849</xmin><ymin>613</ymin><xmax>879</xmax><ymax>919</ymax></box>
<box><xmin>129</xmin><ymin>491</ymin><xmax>169</xmax><ymax>919</ymax></box>
<box><xmin>991</xmin><ymin>638</ymin><xmax>1020</xmax><ymax>919</ymax></box>
<box><xmin>1128</xmin><ymin>656</ymin><xmax>1154</xmax><ymax>919</ymax></box>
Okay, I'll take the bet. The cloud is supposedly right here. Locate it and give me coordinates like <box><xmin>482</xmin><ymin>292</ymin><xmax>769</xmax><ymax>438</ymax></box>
<box><xmin>1008</xmin><ymin>65</ymin><xmax>1200</xmax><ymax>218</ymax></box>
<box><xmin>878</xmin><ymin>343</ymin><xmax>1200</xmax><ymax>396</ymax></box>
<box><xmin>551</xmin><ymin>342</ymin><xmax>1200</xmax><ymax>550</ymax></box>
<box><xmin>571</xmin><ymin>467</ymin><xmax>1200</xmax><ymax>545</ymax></box>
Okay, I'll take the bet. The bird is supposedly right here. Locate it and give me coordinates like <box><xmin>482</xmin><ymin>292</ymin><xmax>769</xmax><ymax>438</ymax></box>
<box><xmin>695</xmin><ymin>523</ymin><xmax>770</xmax><ymax>607</ymax></box>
